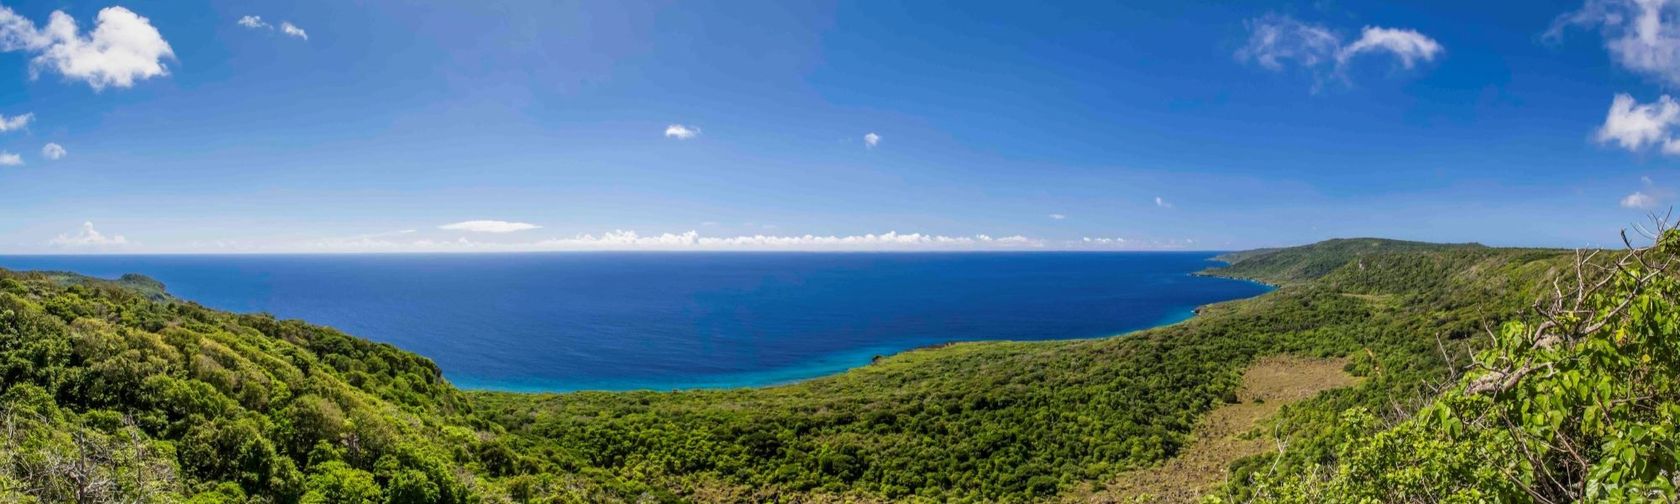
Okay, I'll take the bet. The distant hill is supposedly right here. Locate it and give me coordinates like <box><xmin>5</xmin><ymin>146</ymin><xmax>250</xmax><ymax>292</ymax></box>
<box><xmin>34</xmin><ymin>270</ymin><xmax>171</xmax><ymax>300</ymax></box>
<box><xmin>1207</xmin><ymin>238</ymin><xmax>1493</xmax><ymax>285</ymax></box>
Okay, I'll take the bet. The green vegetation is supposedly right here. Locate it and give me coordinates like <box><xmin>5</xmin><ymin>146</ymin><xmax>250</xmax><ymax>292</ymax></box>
<box><xmin>1245</xmin><ymin>231</ymin><xmax>1680</xmax><ymax>502</ymax></box>
<box><xmin>4</xmin><ymin>234</ymin><xmax>1646</xmax><ymax>503</ymax></box>
<box><xmin>474</xmin><ymin>238</ymin><xmax>1567</xmax><ymax>502</ymax></box>
<box><xmin>0</xmin><ymin>271</ymin><xmax>641</xmax><ymax>502</ymax></box>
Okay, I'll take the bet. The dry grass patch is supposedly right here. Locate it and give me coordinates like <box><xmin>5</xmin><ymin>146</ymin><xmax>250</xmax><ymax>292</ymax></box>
<box><xmin>1072</xmin><ymin>355</ymin><xmax>1359</xmax><ymax>503</ymax></box>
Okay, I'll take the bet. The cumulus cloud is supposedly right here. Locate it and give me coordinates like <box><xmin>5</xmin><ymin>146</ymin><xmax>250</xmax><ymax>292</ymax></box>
<box><xmin>0</xmin><ymin>112</ymin><xmax>32</xmax><ymax>132</ymax></box>
<box><xmin>1155</xmin><ymin>196</ymin><xmax>1173</xmax><ymax>208</ymax></box>
<box><xmin>1237</xmin><ymin>14</ymin><xmax>1442</xmax><ymax>85</ymax></box>
<box><xmin>0</xmin><ymin>5</ymin><xmax>175</xmax><ymax>90</ymax></box>
<box><xmin>0</xmin><ymin>152</ymin><xmax>20</xmax><ymax>166</ymax></box>
<box><xmin>1621</xmin><ymin>176</ymin><xmax>1673</xmax><ymax>209</ymax></box>
<box><xmin>236</xmin><ymin>15</ymin><xmax>269</xmax><ymax>29</ymax></box>
<box><xmin>864</xmin><ymin>132</ymin><xmax>881</xmax><ymax>148</ymax></box>
<box><xmin>665</xmin><ymin>124</ymin><xmax>700</xmax><ymax>140</ymax></box>
<box><xmin>1623</xmin><ymin>191</ymin><xmax>1659</xmax><ymax>208</ymax></box>
<box><xmin>1597</xmin><ymin>93</ymin><xmax>1680</xmax><ymax>154</ymax></box>
<box><xmin>280</xmin><ymin>22</ymin><xmax>307</xmax><ymax>40</ymax></box>
<box><xmin>49</xmin><ymin>221</ymin><xmax>128</xmax><ymax>247</ymax></box>
<box><xmin>40</xmin><ymin>142</ymin><xmax>64</xmax><ymax>160</ymax></box>
<box><xmin>1549</xmin><ymin>0</ymin><xmax>1680</xmax><ymax>86</ymax></box>
<box><xmin>438</xmin><ymin>220</ymin><xmax>542</xmax><ymax>233</ymax></box>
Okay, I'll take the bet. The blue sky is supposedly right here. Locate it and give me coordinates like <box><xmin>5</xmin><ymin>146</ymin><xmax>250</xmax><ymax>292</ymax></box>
<box><xmin>0</xmin><ymin>0</ymin><xmax>1673</xmax><ymax>252</ymax></box>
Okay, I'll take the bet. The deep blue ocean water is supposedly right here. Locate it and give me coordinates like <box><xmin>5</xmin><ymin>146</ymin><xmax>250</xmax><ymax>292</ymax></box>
<box><xmin>0</xmin><ymin>252</ymin><xmax>1269</xmax><ymax>392</ymax></box>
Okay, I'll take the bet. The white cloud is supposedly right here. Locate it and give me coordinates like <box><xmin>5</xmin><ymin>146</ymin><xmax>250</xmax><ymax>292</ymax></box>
<box><xmin>1549</xmin><ymin>0</ymin><xmax>1680</xmax><ymax>86</ymax></box>
<box><xmin>0</xmin><ymin>151</ymin><xmax>20</xmax><ymax>166</ymax></box>
<box><xmin>438</xmin><ymin>220</ymin><xmax>542</xmax><ymax>233</ymax></box>
<box><xmin>237</xmin><ymin>15</ymin><xmax>306</xmax><ymax>41</ymax></box>
<box><xmin>531</xmin><ymin>230</ymin><xmax>1046</xmax><ymax>251</ymax></box>
<box><xmin>236</xmin><ymin>15</ymin><xmax>269</xmax><ymax>29</ymax></box>
<box><xmin>1049</xmin><ymin>213</ymin><xmax>1066</xmax><ymax>220</ymax></box>
<box><xmin>665</xmin><ymin>124</ymin><xmax>700</xmax><ymax>140</ymax></box>
<box><xmin>1071</xmin><ymin>236</ymin><xmax>1199</xmax><ymax>250</ymax></box>
<box><xmin>864</xmin><ymin>132</ymin><xmax>881</xmax><ymax>148</ymax></box>
<box><xmin>1597</xmin><ymin>93</ymin><xmax>1680</xmax><ymax>153</ymax></box>
<box><xmin>40</xmin><ymin>142</ymin><xmax>65</xmax><ymax>160</ymax></box>
<box><xmin>1623</xmin><ymin>191</ymin><xmax>1659</xmax><ymax>208</ymax></box>
<box><xmin>1621</xmin><ymin>176</ymin><xmax>1672</xmax><ymax>208</ymax></box>
<box><xmin>1155</xmin><ymin>196</ymin><xmax>1173</xmax><ymax>208</ymax></box>
<box><xmin>297</xmin><ymin>230</ymin><xmax>1053</xmax><ymax>253</ymax></box>
<box><xmin>1238</xmin><ymin>14</ymin><xmax>1441</xmax><ymax>85</ymax></box>
<box><xmin>1338</xmin><ymin>27</ymin><xmax>1443</xmax><ymax>69</ymax></box>
<box><xmin>0</xmin><ymin>112</ymin><xmax>32</xmax><ymax>132</ymax></box>
<box><xmin>280</xmin><ymin>22</ymin><xmax>307</xmax><ymax>40</ymax></box>
<box><xmin>49</xmin><ymin>221</ymin><xmax>128</xmax><ymax>247</ymax></box>
<box><xmin>0</xmin><ymin>6</ymin><xmax>175</xmax><ymax>90</ymax></box>
<box><xmin>1237</xmin><ymin>14</ymin><xmax>1342</xmax><ymax>71</ymax></box>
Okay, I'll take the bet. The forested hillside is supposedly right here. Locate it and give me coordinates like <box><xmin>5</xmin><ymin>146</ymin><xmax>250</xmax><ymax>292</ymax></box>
<box><xmin>1247</xmin><ymin>230</ymin><xmax>1680</xmax><ymax>502</ymax></box>
<box><xmin>0</xmin><ymin>271</ymin><xmax>645</xmax><ymax>502</ymax></box>
<box><xmin>475</xmin><ymin>238</ymin><xmax>1567</xmax><ymax>502</ymax></box>
<box><xmin>0</xmin><ymin>236</ymin><xmax>1600</xmax><ymax>502</ymax></box>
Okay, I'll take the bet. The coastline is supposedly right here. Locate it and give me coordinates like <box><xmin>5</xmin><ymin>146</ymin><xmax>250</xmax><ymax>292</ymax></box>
<box><xmin>5</xmin><ymin>254</ymin><xmax>1277</xmax><ymax>396</ymax></box>
<box><xmin>463</xmin><ymin>272</ymin><xmax>1277</xmax><ymax>395</ymax></box>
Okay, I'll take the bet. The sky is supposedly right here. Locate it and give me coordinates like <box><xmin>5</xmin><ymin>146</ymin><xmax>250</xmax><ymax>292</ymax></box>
<box><xmin>0</xmin><ymin>0</ymin><xmax>1675</xmax><ymax>253</ymax></box>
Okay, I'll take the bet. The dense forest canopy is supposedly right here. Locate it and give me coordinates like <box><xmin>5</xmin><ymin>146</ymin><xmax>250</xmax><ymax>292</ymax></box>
<box><xmin>6</xmin><ymin>233</ymin><xmax>1668</xmax><ymax>502</ymax></box>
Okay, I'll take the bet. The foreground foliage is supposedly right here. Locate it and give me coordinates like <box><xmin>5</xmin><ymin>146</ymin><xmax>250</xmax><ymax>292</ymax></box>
<box><xmin>0</xmin><ymin>271</ymin><xmax>641</xmax><ymax>502</ymax></box>
<box><xmin>1248</xmin><ymin>230</ymin><xmax>1680</xmax><ymax>502</ymax></box>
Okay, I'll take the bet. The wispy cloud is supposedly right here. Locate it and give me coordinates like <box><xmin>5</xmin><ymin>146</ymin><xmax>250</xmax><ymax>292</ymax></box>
<box><xmin>0</xmin><ymin>5</ymin><xmax>175</xmax><ymax>90</ymax></box>
<box><xmin>49</xmin><ymin>221</ymin><xmax>129</xmax><ymax>247</ymax></box>
<box><xmin>1237</xmin><ymin>14</ymin><xmax>1442</xmax><ymax>87</ymax></box>
<box><xmin>0</xmin><ymin>152</ymin><xmax>20</xmax><ymax>166</ymax></box>
<box><xmin>665</xmin><ymin>124</ymin><xmax>700</xmax><ymax>140</ymax></box>
<box><xmin>438</xmin><ymin>220</ymin><xmax>542</xmax><ymax>233</ymax></box>
<box><xmin>237</xmin><ymin>15</ymin><xmax>307</xmax><ymax>41</ymax></box>
<box><xmin>1048</xmin><ymin>213</ymin><xmax>1066</xmax><ymax>220</ymax></box>
<box><xmin>1237</xmin><ymin>14</ymin><xmax>1342</xmax><ymax>71</ymax></box>
<box><xmin>40</xmin><ymin>142</ymin><xmax>65</xmax><ymax>160</ymax></box>
<box><xmin>237</xmin><ymin>15</ymin><xmax>269</xmax><ymax>29</ymax></box>
<box><xmin>1155</xmin><ymin>196</ymin><xmax>1173</xmax><ymax>208</ymax></box>
<box><xmin>1549</xmin><ymin>0</ymin><xmax>1680</xmax><ymax>86</ymax></box>
<box><xmin>864</xmin><ymin>132</ymin><xmax>881</xmax><ymax>148</ymax></box>
<box><xmin>0</xmin><ymin>112</ymin><xmax>33</xmax><ymax>132</ymax></box>
<box><xmin>280</xmin><ymin>22</ymin><xmax>308</xmax><ymax>40</ymax></box>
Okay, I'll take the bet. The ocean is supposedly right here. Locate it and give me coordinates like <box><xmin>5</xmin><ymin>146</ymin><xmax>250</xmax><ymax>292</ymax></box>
<box><xmin>0</xmin><ymin>252</ymin><xmax>1270</xmax><ymax>392</ymax></box>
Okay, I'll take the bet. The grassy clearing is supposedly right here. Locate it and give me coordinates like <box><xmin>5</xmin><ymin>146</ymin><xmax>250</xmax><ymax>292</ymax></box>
<box><xmin>1074</xmin><ymin>356</ymin><xmax>1359</xmax><ymax>503</ymax></box>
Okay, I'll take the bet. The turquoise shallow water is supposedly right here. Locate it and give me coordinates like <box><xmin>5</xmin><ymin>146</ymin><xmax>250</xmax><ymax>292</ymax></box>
<box><xmin>0</xmin><ymin>252</ymin><xmax>1270</xmax><ymax>392</ymax></box>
